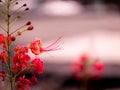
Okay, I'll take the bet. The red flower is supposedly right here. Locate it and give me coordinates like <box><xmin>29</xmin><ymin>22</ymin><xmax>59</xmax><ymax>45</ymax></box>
<box><xmin>0</xmin><ymin>71</ymin><xmax>6</xmax><ymax>81</ymax></box>
<box><xmin>72</xmin><ymin>60</ymin><xmax>85</xmax><ymax>80</ymax></box>
<box><xmin>92</xmin><ymin>60</ymin><xmax>104</xmax><ymax>79</ymax></box>
<box><xmin>72</xmin><ymin>61</ymin><xmax>84</xmax><ymax>73</ymax></box>
<box><xmin>0</xmin><ymin>51</ymin><xmax>8</xmax><ymax>62</ymax></box>
<box><xmin>14</xmin><ymin>46</ymin><xmax>28</xmax><ymax>54</ymax></box>
<box><xmin>80</xmin><ymin>53</ymin><xmax>89</xmax><ymax>63</ymax></box>
<box><xmin>29</xmin><ymin>40</ymin><xmax>42</xmax><ymax>55</ymax></box>
<box><xmin>30</xmin><ymin>76</ymin><xmax>38</xmax><ymax>85</ymax></box>
<box><xmin>93</xmin><ymin>60</ymin><xmax>104</xmax><ymax>72</ymax></box>
<box><xmin>12</xmin><ymin>53</ymin><xmax>30</xmax><ymax>72</ymax></box>
<box><xmin>0</xmin><ymin>34</ymin><xmax>4</xmax><ymax>44</ymax></box>
<box><xmin>3</xmin><ymin>35</ymin><xmax>12</xmax><ymax>49</ymax></box>
<box><xmin>30</xmin><ymin>37</ymin><xmax>61</xmax><ymax>55</ymax></box>
<box><xmin>16</xmin><ymin>76</ymin><xmax>31</xmax><ymax>90</ymax></box>
<box><xmin>31</xmin><ymin>58</ymin><xmax>44</xmax><ymax>74</ymax></box>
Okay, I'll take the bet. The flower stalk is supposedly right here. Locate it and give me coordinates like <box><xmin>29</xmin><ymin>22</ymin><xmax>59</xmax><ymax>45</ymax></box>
<box><xmin>0</xmin><ymin>0</ymin><xmax>61</xmax><ymax>90</ymax></box>
<box><xmin>6</xmin><ymin>0</ymin><xmax>14</xmax><ymax>90</ymax></box>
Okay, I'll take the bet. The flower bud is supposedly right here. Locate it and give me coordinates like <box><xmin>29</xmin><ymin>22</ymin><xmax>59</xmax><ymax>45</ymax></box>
<box><xmin>26</xmin><ymin>21</ymin><xmax>31</xmax><ymax>25</ymax></box>
<box><xmin>25</xmin><ymin>8</ymin><xmax>29</xmax><ymax>11</ymax></box>
<box><xmin>8</xmin><ymin>14</ymin><xmax>11</xmax><ymax>18</ymax></box>
<box><xmin>27</xmin><ymin>25</ymin><xmax>33</xmax><ymax>30</ymax></box>
<box><xmin>17</xmin><ymin>31</ymin><xmax>22</xmax><ymax>36</ymax></box>
<box><xmin>16</xmin><ymin>2</ymin><xmax>18</xmax><ymax>4</ymax></box>
<box><xmin>10</xmin><ymin>36</ymin><xmax>16</xmax><ymax>41</ymax></box>
<box><xmin>23</xmin><ymin>4</ymin><xmax>27</xmax><ymax>7</ymax></box>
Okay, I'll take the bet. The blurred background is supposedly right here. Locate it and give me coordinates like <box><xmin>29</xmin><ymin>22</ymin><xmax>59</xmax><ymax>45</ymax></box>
<box><xmin>5</xmin><ymin>0</ymin><xmax>120</xmax><ymax>90</ymax></box>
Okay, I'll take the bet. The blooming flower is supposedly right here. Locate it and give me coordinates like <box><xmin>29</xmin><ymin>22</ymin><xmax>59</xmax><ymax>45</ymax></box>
<box><xmin>30</xmin><ymin>76</ymin><xmax>38</xmax><ymax>85</ymax></box>
<box><xmin>90</xmin><ymin>60</ymin><xmax>104</xmax><ymax>80</ymax></box>
<box><xmin>16</xmin><ymin>76</ymin><xmax>31</xmax><ymax>90</ymax></box>
<box><xmin>3</xmin><ymin>35</ymin><xmax>13</xmax><ymax>49</ymax></box>
<box><xmin>0</xmin><ymin>0</ymin><xmax>61</xmax><ymax>89</ymax></box>
<box><xmin>29</xmin><ymin>40</ymin><xmax>42</xmax><ymax>55</ymax></box>
<box><xmin>12</xmin><ymin>53</ymin><xmax>30</xmax><ymax>72</ymax></box>
<box><xmin>93</xmin><ymin>60</ymin><xmax>104</xmax><ymax>72</ymax></box>
<box><xmin>0</xmin><ymin>71</ymin><xmax>6</xmax><ymax>81</ymax></box>
<box><xmin>31</xmin><ymin>58</ymin><xmax>44</xmax><ymax>74</ymax></box>
<box><xmin>72</xmin><ymin>61</ymin><xmax>84</xmax><ymax>80</ymax></box>
<box><xmin>14</xmin><ymin>46</ymin><xmax>28</xmax><ymax>54</ymax></box>
<box><xmin>72</xmin><ymin>61</ymin><xmax>84</xmax><ymax>73</ymax></box>
<box><xmin>80</xmin><ymin>53</ymin><xmax>89</xmax><ymax>63</ymax></box>
<box><xmin>30</xmin><ymin>37</ymin><xmax>61</xmax><ymax>55</ymax></box>
<box><xmin>72</xmin><ymin>54</ymin><xmax>104</xmax><ymax>80</ymax></box>
<box><xmin>0</xmin><ymin>34</ymin><xmax>5</xmax><ymax>44</ymax></box>
<box><xmin>0</xmin><ymin>51</ymin><xmax>8</xmax><ymax>62</ymax></box>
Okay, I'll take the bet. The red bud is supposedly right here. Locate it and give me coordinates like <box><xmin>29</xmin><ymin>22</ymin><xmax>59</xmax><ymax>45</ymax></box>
<box><xmin>27</xmin><ymin>25</ymin><xmax>34</xmax><ymax>30</ymax></box>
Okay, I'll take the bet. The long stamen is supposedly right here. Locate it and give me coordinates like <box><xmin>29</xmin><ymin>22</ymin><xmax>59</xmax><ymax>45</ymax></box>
<box><xmin>44</xmin><ymin>36</ymin><xmax>62</xmax><ymax>49</ymax></box>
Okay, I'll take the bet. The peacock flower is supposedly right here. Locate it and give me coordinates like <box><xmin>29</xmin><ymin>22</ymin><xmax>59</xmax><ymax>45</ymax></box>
<box><xmin>0</xmin><ymin>34</ymin><xmax>5</xmax><ymax>44</ymax></box>
<box><xmin>16</xmin><ymin>76</ymin><xmax>31</xmax><ymax>90</ymax></box>
<box><xmin>30</xmin><ymin>37</ymin><xmax>61</xmax><ymax>55</ymax></box>
<box><xmin>31</xmin><ymin>58</ymin><xmax>44</xmax><ymax>74</ymax></box>
<box><xmin>14</xmin><ymin>46</ymin><xmax>28</xmax><ymax>54</ymax></box>
<box><xmin>0</xmin><ymin>51</ymin><xmax>8</xmax><ymax>62</ymax></box>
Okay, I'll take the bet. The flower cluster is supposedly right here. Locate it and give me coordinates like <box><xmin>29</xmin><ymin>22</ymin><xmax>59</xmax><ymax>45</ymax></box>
<box><xmin>0</xmin><ymin>0</ymin><xmax>61</xmax><ymax>90</ymax></box>
<box><xmin>72</xmin><ymin>53</ymin><xmax>104</xmax><ymax>80</ymax></box>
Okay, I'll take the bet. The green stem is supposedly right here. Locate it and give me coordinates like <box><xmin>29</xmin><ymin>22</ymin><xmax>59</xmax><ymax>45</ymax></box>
<box><xmin>13</xmin><ymin>68</ymin><xmax>27</xmax><ymax>90</ymax></box>
<box><xmin>7</xmin><ymin>0</ymin><xmax>14</xmax><ymax>90</ymax></box>
<box><xmin>81</xmin><ymin>62</ymin><xmax>89</xmax><ymax>90</ymax></box>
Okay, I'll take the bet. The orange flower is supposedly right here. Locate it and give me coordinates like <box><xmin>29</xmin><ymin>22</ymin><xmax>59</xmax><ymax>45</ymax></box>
<box><xmin>30</xmin><ymin>37</ymin><xmax>61</xmax><ymax>55</ymax></box>
<box><xmin>30</xmin><ymin>40</ymin><xmax>43</xmax><ymax>55</ymax></box>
